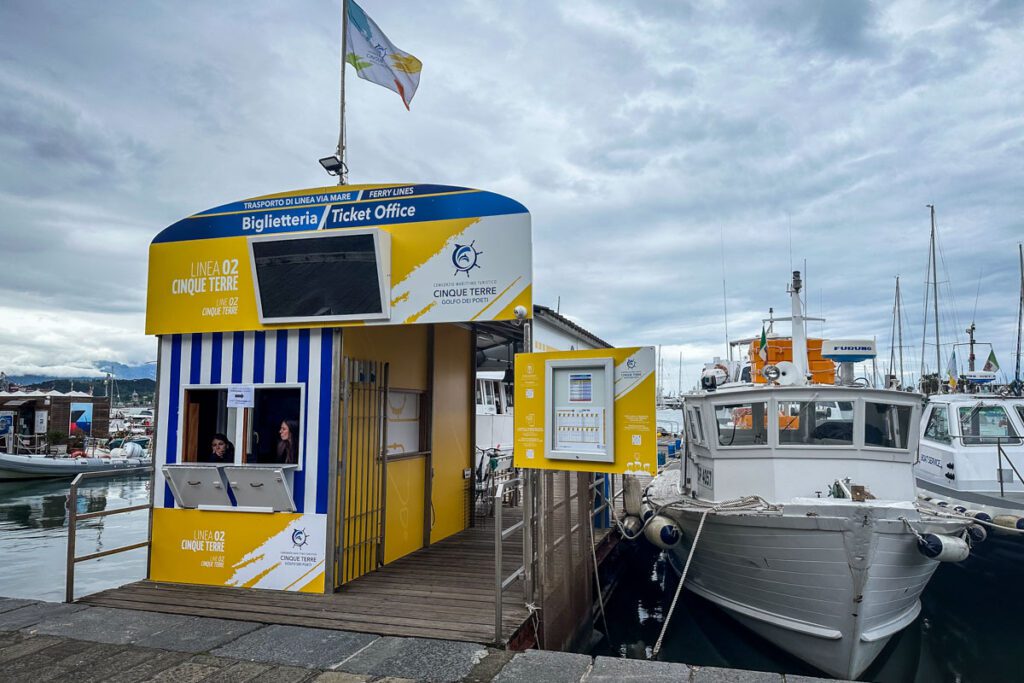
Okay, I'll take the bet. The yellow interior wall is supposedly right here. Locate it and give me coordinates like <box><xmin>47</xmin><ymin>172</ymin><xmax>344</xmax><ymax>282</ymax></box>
<box><xmin>430</xmin><ymin>324</ymin><xmax>472</xmax><ymax>544</ymax></box>
<box><xmin>383</xmin><ymin>455</ymin><xmax>427</xmax><ymax>564</ymax></box>
<box><xmin>342</xmin><ymin>325</ymin><xmax>429</xmax><ymax>391</ymax></box>
<box><xmin>339</xmin><ymin>325</ymin><xmax>429</xmax><ymax>581</ymax></box>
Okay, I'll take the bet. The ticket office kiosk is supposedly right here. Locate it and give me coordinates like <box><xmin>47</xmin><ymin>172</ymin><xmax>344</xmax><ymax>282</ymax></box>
<box><xmin>147</xmin><ymin>183</ymin><xmax>532</xmax><ymax>594</ymax></box>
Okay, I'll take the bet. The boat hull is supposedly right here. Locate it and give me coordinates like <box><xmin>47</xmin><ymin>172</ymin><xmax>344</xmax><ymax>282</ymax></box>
<box><xmin>0</xmin><ymin>453</ymin><xmax>151</xmax><ymax>481</ymax></box>
<box><xmin>651</xmin><ymin>484</ymin><xmax>962</xmax><ymax>678</ymax></box>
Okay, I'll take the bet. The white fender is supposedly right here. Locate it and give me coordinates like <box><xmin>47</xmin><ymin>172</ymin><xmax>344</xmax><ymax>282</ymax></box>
<box><xmin>643</xmin><ymin>515</ymin><xmax>681</xmax><ymax>550</ymax></box>
<box><xmin>917</xmin><ymin>533</ymin><xmax>970</xmax><ymax>562</ymax></box>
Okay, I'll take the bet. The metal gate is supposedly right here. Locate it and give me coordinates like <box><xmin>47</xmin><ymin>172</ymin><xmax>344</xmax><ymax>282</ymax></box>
<box><xmin>336</xmin><ymin>358</ymin><xmax>389</xmax><ymax>585</ymax></box>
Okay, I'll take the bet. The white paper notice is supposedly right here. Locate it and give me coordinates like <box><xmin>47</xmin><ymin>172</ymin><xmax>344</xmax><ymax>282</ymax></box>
<box><xmin>554</xmin><ymin>406</ymin><xmax>605</xmax><ymax>453</ymax></box>
<box><xmin>227</xmin><ymin>384</ymin><xmax>255</xmax><ymax>408</ymax></box>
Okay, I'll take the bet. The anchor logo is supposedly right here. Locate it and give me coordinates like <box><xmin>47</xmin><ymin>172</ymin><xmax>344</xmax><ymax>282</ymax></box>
<box><xmin>452</xmin><ymin>241</ymin><xmax>482</xmax><ymax>277</ymax></box>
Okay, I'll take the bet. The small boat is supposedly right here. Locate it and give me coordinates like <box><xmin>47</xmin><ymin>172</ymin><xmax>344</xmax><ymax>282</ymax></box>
<box><xmin>915</xmin><ymin>244</ymin><xmax>1024</xmax><ymax>525</ymax></box>
<box><xmin>0</xmin><ymin>437</ymin><xmax>151</xmax><ymax>481</ymax></box>
<box><xmin>640</xmin><ymin>271</ymin><xmax>975</xmax><ymax>680</ymax></box>
<box><xmin>917</xmin><ymin>392</ymin><xmax>1024</xmax><ymax>522</ymax></box>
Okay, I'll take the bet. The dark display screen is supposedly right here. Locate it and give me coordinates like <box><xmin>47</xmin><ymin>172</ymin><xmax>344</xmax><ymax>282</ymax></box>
<box><xmin>251</xmin><ymin>232</ymin><xmax>385</xmax><ymax>321</ymax></box>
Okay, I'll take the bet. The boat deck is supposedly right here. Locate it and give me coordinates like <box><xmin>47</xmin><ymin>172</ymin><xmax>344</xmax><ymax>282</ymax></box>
<box><xmin>82</xmin><ymin>511</ymin><xmax>532</xmax><ymax>646</ymax></box>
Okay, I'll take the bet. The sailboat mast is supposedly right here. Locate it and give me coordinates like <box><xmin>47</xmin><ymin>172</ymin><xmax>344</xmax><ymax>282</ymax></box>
<box><xmin>928</xmin><ymin>205</ymin><xmax>941</xmax><ymax>379</ymax></box>
<box><xmin>1015</xmin><ymin>243</ymin><xmax>1023</xmax><ymax>388</ymax></box>
<box><xmin>896</xmin><ymin>276</ymin><xmax>905</xmax><ymax>387</ymax></box>
<box><xmin>889</xmin><ymin>278</ymin><xmax>898</xmax><ymax>381</ymax></box>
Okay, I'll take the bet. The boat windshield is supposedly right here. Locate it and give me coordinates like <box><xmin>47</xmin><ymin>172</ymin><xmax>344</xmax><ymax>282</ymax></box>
<box><xmin>923</xmin><ymin>405</ymin><xmax>952</xmax><ymax>444</ymax></box>
<box><xmin>959</xmin><ymin>405</ymin><xmax>1021</xmax><ymax>445</ymax></box>
<box><xmin>864</xmin><ymin>402</ymin><xmax>912</xmax><ymax>449</ymax></box>
<box><xmin>778</xmin><ymin>400</ymin><xmax>854</xmax><ymax>446</ymax></box>
<box><xmin>713</xmin><ymin>402</ymin><xmax>768</xmax><ymax>446</ymax></box>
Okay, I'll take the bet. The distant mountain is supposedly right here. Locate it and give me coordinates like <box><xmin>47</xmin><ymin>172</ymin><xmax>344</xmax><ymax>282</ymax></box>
<box><xmin>6</xmin><ymin>361</ymin><xmax>156</xmax><ymax>386</ymax></box>
<box><xmin>94</xmin><ymin>361</ymin><xmax>157</xmax><ymax>380</ymax></box>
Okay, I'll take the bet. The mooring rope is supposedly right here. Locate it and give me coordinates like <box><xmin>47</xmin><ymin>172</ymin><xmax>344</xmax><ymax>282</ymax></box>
<box><xmin>651</xmin><ymin>506</ymin><xmax>714</xmax><ymax>658</ymax></box>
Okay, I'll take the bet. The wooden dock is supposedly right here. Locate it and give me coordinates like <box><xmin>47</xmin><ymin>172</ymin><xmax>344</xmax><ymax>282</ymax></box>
<box><xmin>83</xmin><ymin>512</ymin><xmax>531</xmax><ymax>646</ymax></box>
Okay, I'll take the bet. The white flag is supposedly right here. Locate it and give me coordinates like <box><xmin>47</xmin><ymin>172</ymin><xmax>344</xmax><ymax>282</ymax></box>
<box><xmin>346</xmin><ymin>1</ymin><xmax>422</xmax><ymax>109</ymax></box>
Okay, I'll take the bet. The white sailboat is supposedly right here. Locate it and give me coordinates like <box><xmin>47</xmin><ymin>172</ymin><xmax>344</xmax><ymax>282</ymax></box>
<box><xmin>641</xmin><ymin>271</ymin><xmax>975</xmax><ymax>680</ymax></box>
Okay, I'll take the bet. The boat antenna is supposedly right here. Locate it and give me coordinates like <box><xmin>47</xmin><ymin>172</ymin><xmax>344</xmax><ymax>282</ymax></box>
<box><xmin>789</xmin><ymin>270</ymin><xmax>808</xmax><ymax>384</ymax></box>
<box><xmin>721</xmin><ymin>226</ymin><xmax>729</xmax><ymax>360</ymax></box>
<box><xmin>1014</xmin><ymin>243</ymin><xmax>1023</xmax><ymax>395</ymax></box>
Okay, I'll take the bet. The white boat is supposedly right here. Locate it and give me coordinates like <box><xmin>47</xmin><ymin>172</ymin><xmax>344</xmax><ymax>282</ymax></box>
<box><xmin>0</xmin><ymin>436</ymin><xmax>151</xmax><ymax>481</ymax></box>
<box><xmin>915</xmin><ymin>244</ymin><xmax>1024</xmax><ymax>524</ymax></box>
<box><xmin>917</xmin><ymin>392</ymin><xmax>1024</xmax><ymax>521</ymax></box>
<box><xmin>641</xmin><ymin>272</ymin><xmax>974</xmax><ymax>680</ymax></box>
<box><xmin>0</xmin><ymin>451</ymin><xmax>151</xmax><ymax>480</ymax></box>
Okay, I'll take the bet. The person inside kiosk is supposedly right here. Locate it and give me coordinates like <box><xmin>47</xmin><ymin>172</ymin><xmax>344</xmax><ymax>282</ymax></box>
<box><xmin>276</xmin><ymin>419</ymin><xmax>299</xmax><ymax>465</ymax></box>
<box><xmin>204</xmin><ymin>433</ymin><xmax>235</xmax><ymax>464</ymax></box>
<box><xmin>165</xmin><ymin>386</ymin><xmax>304</xmax><ymax>512</ymax></box>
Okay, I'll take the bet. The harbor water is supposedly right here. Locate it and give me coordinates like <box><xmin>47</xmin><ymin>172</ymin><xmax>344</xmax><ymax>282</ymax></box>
<box><xmin>0</xmin><ymin>473</ymin><xmax>1019</xmax><ymax>682</ymax></box>
<box><xmin>0</xmin><ymin>474</ymin><xmax>150</xmax><ymax>602</ymax></box>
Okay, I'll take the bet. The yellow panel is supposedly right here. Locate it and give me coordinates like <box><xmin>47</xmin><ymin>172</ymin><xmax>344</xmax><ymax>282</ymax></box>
<box><xmin>430</xmin><ymin>324</ymin><xmax>472</xmax><ymax>544</ymax></box>
<box><xmin>513</xmin><ymin>347</ymin><xmax>658</xmax><ymax>475</ymax></box>
<box><xmin>343</xmin><ymin>326</ymin><xmax>429</xmax><ymax>390</ymax></box>
<box><xmin>150</xmin><ymin>508</ymin><xmax>326</xmax><ymax>593</ymax></box>
<box><xmin>384</xmin><ymin>456</ymin><xmax>427</xmax><ymax>564</ymax></box>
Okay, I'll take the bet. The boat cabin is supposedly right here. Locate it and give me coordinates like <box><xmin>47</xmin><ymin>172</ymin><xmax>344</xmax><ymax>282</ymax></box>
<box><xmin>917</xmin><ymin>394</ymin><xmax>1024</xmax><ymax>496</ymax></box>
<box><xmin>683</xmin><ymin>385</ymin><xmax>922</xmax><ymax>503</ymax></box>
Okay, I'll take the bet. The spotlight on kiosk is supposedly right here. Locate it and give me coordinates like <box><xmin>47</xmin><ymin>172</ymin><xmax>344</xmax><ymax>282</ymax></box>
<box><xmin>318</xmin><ymin>154</ymin><xmax>346</xmax><ymax>177</ymax></box>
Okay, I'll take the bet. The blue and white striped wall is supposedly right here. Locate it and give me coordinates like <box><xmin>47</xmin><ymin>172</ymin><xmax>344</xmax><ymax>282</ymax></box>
<box><xmin>154</xmin><ymin>329</ymin><xmax>336</xmax><ymax>514</ymax></box>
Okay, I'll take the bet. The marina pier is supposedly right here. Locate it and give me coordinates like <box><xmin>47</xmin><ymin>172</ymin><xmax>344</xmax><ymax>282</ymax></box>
<box><xmin>0</xmin><ymin>596</ymin><xmax>837</xmax><ymax>682</ymax></box>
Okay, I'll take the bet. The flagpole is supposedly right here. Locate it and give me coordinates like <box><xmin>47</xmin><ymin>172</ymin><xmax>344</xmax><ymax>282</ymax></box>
<box><xmin>337</xmin><ymin>0</ymin><xmax>349</xmax><ymax>185</ymax></box>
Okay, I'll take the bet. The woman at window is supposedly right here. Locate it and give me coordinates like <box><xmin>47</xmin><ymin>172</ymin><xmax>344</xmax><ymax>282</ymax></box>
<box><xmin>277</xmin><ymin>419</ymin><xmax>299</xmax><ymax>464</ymax></box>
<box><xmin>208</xmin><ymin>433</ymin><xmax>234</xmax><ymax>464</ymax></box>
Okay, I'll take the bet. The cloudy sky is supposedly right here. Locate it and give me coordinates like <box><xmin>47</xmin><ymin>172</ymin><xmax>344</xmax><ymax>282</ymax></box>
<box><xmin>1</xmin><ymin>0</ymin><xmax>1022</xmax><ymax>386</ymax></box>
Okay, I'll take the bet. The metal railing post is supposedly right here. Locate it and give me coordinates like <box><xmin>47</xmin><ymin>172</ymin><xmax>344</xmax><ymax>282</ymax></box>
<box><xmin>494</xmin><ymin>481</ymin><xmax>504</xmax><ymax>643</ymax></box>
<box><xmin>65</xmin><ymin>474</ymin><xmax>82</xmax><ymax>603</ymax></box>
<box><xmin>64</xmin><ymin>467</ymin><xmax>152</xmax><ymax>603</ymax></box>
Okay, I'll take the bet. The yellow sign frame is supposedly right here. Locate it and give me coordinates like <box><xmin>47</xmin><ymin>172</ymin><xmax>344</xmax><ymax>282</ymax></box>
<box><xmin>513</xmin><ymin>347</ymin><xmax>657</xmax><ymax>474</ymax></box>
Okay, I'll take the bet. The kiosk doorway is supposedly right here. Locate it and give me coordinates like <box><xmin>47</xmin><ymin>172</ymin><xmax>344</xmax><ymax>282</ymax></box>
<box><xmin>336</xmin><ymin>358</ymin><xmax>389</xmax><ymax>585</ymax></box>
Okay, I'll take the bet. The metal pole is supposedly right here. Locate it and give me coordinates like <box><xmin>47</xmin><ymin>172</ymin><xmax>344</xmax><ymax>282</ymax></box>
<box><xmin>337</xmin><ymin>0</ymin><xmax>349</xmax><ymax>185</ymax></box>
<box><xmin>65</xmin><ymin>474</ymin><xmax>82</xmax><ymax>603</ymax></box>
<box><xmin>929</xmin><ymin>205</ymin><xmax>941</xmax><ymax>383</ymax></box>
<box><xmin>897</xmin><ymin>277</ymin><xmax>905</xmax><ymax>388</ymax></box>
<box><xmin>1015</xmin><ymin>244</ymin><xmax>1023</xmax><ymax>389</ymax></box>
<box><xmin>494</xmin><ymin>484</ymin><xmax>503</xmax><ymax>644</ymax></box>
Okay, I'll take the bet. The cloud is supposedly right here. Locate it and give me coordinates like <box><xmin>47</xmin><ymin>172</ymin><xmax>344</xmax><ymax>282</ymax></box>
<box><xmin>0</xmin><ymin>0</ymin><xmax>1021</xmax><ymax>386</ymax></box>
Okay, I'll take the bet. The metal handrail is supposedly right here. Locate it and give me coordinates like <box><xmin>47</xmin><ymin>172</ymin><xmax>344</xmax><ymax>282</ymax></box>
<box><xmin>65</xmin><ymin>467</ymin><xmax>152</xmax><ymax>603</ymax></box>
<box><xmin>494</xmin><ymin>477</ymin><xmax>525</xmax><ymax>644</ymax></box>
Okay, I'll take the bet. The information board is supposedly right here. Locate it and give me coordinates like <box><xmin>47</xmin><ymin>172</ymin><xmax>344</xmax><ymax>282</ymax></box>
<box><xmin>514</xmin><ymin>347</ymin><xmax>657</xmax><ymax>474</ymax></box>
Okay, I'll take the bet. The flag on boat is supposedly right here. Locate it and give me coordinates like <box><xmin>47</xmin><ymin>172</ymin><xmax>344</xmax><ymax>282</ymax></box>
<box><xmin>983</xmin><ymin>350</ymin><xmax>1000</xmax><ymax>372</ymax></box>
<box><xmin>346</xmin><ymin>0</ymin><xmax>422</xmax><ymax>109</ymax></box>
<box><xmin>946</xmin><ymin>349</ymin><xmax>958</xmax><ymax>388</ymax></box>
<box><xmin>758</xmin><ymin>325</ymin><xmax>768</xmax><ymax>362</ymax></box>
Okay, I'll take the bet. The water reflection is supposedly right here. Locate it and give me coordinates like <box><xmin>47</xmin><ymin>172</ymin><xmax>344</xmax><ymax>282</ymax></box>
<box><xmin>0</xmin><ymin>475</ymin><xmax>151</xmax><ymax>602</ymax></box>
<box><xmin>594</xmin><ymin>541</ymin><xmax>1022</xmax><ymax>683</ymax></box>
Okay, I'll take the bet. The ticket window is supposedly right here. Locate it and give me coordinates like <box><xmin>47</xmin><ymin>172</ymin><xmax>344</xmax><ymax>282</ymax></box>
<box><xmin>544</xmin><ymin>358</ymin><xmax>616</xmax><ymax>463</ymax></box>
<box><xmin>181</xmin><ymin>386</ymin><xmax>303</xmax><ymax>467</ymax></box>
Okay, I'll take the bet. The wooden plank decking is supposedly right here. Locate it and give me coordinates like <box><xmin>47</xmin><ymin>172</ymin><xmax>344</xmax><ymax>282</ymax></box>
<box><xmin>82</xmin><ymin>512</ymin><xmax>532</xmax><ymax>646</ymax></box>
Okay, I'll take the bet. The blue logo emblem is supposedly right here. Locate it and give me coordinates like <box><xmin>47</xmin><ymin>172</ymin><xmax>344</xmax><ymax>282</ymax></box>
<box><xmin>626</xmin><ymin>358</ymin><xmax>637</xmax><ymax>370</ymax></box>
<box><xmin>291</xmin><ymin>528</ymin><xmax>308</xmax><ymax>549</ymax></box>
<box><xmin>452</xmin><ymin>241</ymin><xmax>482</xmax><ymax>277</ymax></box>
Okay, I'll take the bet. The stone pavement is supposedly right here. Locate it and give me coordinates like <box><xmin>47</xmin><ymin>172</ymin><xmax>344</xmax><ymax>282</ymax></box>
<box><xmin>0</xmin><ymin>598</ymin><xmax>840</xmax><ymax>682</ymax></box>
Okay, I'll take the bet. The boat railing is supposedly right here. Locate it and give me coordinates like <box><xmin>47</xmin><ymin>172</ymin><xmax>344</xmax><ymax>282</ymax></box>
<box><xmin>493</xmin><ymin>476</ymin><xmax>526</xmax><ymax>644</ymax></box>
<box><xmin>65</xmin><ymin>467</ymin><xmax>152</xmax><ymax>603</ymax></box>
<box><xmin>997</xmin><ymin>440</ymin><xmax>1024</xmax><ymax>498</ymax></box>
